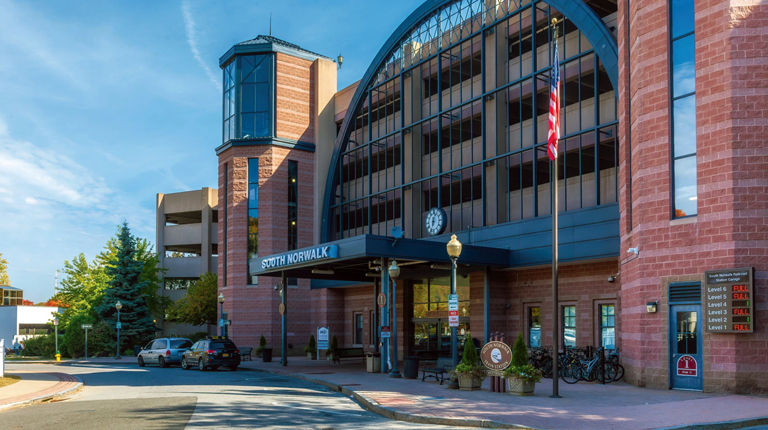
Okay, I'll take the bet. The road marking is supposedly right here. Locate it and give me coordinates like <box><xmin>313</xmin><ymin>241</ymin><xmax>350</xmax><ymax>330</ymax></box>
<box><xmin>272</xmin><ymin>402</ymin><xmax>362</xmax><ymax>417</ymax></box>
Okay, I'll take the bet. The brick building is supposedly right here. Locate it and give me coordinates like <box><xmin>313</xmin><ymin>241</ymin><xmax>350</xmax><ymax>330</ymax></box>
<box><xmin>216</xmin><ymin>0</ymin><xmax>767</xmax><ymax>393</ymax></box>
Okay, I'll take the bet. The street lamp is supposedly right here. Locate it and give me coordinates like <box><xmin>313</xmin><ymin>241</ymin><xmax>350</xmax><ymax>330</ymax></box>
<box><xmin>218</xmin><ymin>294</ymin><xmax>225</xmax><ymax>336</ymax></box>
<box><xmin>446</xmin><ymin>234</ymin><xmax>462</xmax><ymax>389</ymax></box>
<box><xmin>388</xmin><ymin>260</ymin><xmax>401</xmax><ymax>378</ymax></box>
<box><xmin>53</xmin><ymin>318</ymin><xmax>59</xmax><ymax>356</ymax></box>
<box><xmin>115</xmin><ymin>301</ymin><xmax>122</xmax><ymax>360</ymax></box>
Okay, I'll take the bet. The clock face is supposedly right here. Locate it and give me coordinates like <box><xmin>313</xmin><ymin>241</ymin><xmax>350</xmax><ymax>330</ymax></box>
<box><xmin>425</xmin><ymin>208</ymin><xmax>447</xmax><ymax>236</ymax></box>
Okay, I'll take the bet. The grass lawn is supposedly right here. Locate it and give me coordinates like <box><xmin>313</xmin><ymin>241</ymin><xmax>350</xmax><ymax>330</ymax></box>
<box><xmin>0</xmin><ymin>375</ymin><xmax>21</xmax><ymax>388</ymax></box>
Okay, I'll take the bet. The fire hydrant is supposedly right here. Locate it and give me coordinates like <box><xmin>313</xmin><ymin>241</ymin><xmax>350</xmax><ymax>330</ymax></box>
<box><xmin>55</xmin><ymin>352</ymin><xmax>61</xmax><ymax>362</ymax></box>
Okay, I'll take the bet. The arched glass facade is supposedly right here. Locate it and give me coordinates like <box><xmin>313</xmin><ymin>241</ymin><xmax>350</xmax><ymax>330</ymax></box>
<box><xmin>329</xmin><ymin>0</ymin><xmax>618</xmax><ymax>240</ymax></box>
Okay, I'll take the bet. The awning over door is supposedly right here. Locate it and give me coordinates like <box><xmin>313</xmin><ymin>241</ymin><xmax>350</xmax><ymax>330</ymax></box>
<box><xmin>250</xmin><ymin>234</ymin><xmax>510</xmax><ymax>283</ymax></box>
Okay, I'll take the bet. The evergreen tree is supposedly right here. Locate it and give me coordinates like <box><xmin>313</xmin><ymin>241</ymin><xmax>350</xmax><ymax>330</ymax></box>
<box><xmin>95</xmin><ymin>222</ymin><xmax>156</xmax><ymax>347</ymax></box>
<box><xmin>461</xmin><ymin>333</ymin><xmax>478</xmax><ymax>366</ymax></box>
<box><xmin>512</xmin><ymin>332</ymin><xmax>528</xmax><ymax>367</ymax></box>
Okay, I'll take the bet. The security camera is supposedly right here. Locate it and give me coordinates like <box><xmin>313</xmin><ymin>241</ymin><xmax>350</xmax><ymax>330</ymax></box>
<box><xmin>608</xmin><ymin>276</ymin><xmax>615</xmax><ymax>283</ymax></box>
<box><xmin>627</xmin><ymin>247</ymin><xmax>639</xmax><ymax>255</ymax></box>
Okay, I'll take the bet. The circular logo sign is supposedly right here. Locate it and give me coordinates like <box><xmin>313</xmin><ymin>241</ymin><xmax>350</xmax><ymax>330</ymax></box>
<box><xmin>377</xmin><ymin>293</ymin><xmax>387</xmax><ymax>308</ymax></box>
<box><xmin>425</xmin><ymin>207</ymin><xmax>447</xmax><ymax>236</ymax></box>
<box><xmin>279</xmin><ymin>303</ymin><xmax>286</xmax><ymax>315</ymax></box>
<box><xmin>480</xmin><ymin>341</ymin><xmax>512</xmax><ymax>371</ymax></box>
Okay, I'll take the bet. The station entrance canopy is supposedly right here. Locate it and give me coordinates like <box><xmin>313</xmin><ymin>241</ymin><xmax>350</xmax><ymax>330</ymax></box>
<box><xmin>249</xmin><ymin>234</ymin><xmax>511</xmax><ymax>283</ymax></box>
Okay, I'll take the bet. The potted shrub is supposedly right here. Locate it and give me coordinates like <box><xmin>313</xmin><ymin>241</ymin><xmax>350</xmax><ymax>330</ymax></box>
<box><xmin>504</xmin><ymin>333</ymin><xmax>542</xmax><ymax>396</ymax></box>
<box><xmin>451</xmin><ymin>334</ymin><xmax>485</xmax><ymax>391</ymax></box>
<box><xmin>304</xmin><ymin>334</ymin><xmax>317</xmax><ymax>359</ymax></box>
<box><xmin>326</xmin><ymin>335</ymin><xmax>338</xmax><ymax>361</ymax></box>
<box><xmin>256</xmin><ymin>334</ymin><xmax>266</xmax><ymax>358</ymax></box>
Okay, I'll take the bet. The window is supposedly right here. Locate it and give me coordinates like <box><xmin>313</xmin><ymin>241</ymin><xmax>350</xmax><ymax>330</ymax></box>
<box><xmin>563</xmin><ymin>305</ymin><xmax>576</xmax><ymax>347</ymax></box>
<box><xmin>152</xmin><ymin>340</ymin><xmax>168</xmax><ymax>350</ymax></box>
<box><xmin>370</xmin><ymin>310</ymin><xmax>376</xmax><ymax>347</ymax></box>
<box><xmin>288</xmin><ymin>160</ymin><xmax>298</xmax><ymax>250</ymax></box>
<box><xmin>354</xmin><ymin>313</ymin><xmax>364</xmax><ymax>345</ymax></box>
<box><xmin>670</xmin><ymin>0</ymin><xmax>697</xmax><ymax>217</ymax></box>
<box><xmin>240</xmin><ymin>55</ymin><xmax>271</xmax><ymax>138</ymax></box>
<box><xmin>222</xmin><ymin>61</ymin><xmax>235</xmax><ymax>142</ymax></box>
<box><xmin>412</xmin><ymin>276</ymin><xmax>470</xmax><ymax>318</ymax></box>
<box><xmin>600</xmin><ymin>304</ymin><xmax>615</xmax><ymax>349</ymax></box>
<box><xmin>170</xmin><ymin>339</ymin><xmax>193</xmax><ymax>349</ymax></box>
<box><xmin>528</xmin><ymin>307</ymin><xmax>541</xmax><ymax>347</ymax></box>
<box><xmin>248</xmin><ymin>158</ymin><xmax>259</xmax><ymax>284</ymax></box>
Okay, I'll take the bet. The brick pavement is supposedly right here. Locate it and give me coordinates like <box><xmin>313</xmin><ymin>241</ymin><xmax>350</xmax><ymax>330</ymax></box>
<box><xmin>0</xmin><ymin>372</ymin><xmax>81</xmax><ymax>411</ymax></box>
<box><xmin>240</xmin><ymin>357</ymin><xmax>768</xmax><ymax>430</ymax></box>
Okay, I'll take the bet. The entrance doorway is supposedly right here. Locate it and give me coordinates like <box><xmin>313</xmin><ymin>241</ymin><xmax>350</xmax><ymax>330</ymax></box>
<box><xmin>409</xmin><ymin>275</ymin><xmax>471</xmax><ymax>357</ymax></box>
<box><xmin>412</xmin><ymin>319</ymin><xmax>470</xmax><ymax>356</ymax></box>
<box><xmin>670</xmin><ymin>304</ymin><xmax>703</xmax><ymax>390</ymax></box>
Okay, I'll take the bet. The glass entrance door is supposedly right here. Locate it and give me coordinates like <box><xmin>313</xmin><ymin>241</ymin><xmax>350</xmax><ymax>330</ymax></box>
<box><xmin>670</xmin><ymin>305</ymin><xmax>703</xmax><ymax>390</ymax></box>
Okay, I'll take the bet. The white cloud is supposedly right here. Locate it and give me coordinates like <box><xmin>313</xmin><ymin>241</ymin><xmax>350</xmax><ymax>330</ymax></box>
<box><xmin>182</xmin><ymin>0</ymin><xmax>221</xmax><ymax>90</ymax></box>
<box><xmin>24</xmin><ymin>197</ymin><xmax>37</xmax><ymax>205</ymax></box>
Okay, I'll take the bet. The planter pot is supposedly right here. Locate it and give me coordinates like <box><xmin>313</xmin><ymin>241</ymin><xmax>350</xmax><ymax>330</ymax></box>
<box><xmin>457</xmin><ymin>374</ymin><xmax>484</xmax><ymax>391</ymax></box>
<box><xmin>507</xmin><ymin>378</ymin><xmax>536</xmax><ymax>396</ymax></box>
<box><xmin>307</xmin><ymin>352</ymin><xmax>316</xmax><ymax>360</ymax></box>
<box><xmin>262</xmin><ymin>348</ymin><xmax>273</xmax><ymax>362</ymax></box>
<box><xmin>327</xmin><ymin>353</ymin><xmax>335</xmax><ymax>361</ymax></box>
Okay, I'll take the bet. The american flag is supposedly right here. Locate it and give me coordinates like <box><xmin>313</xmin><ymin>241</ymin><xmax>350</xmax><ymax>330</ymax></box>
<box><xmin>547</xmin><ymin>38</ymin><xmax>560</xmax><ymax>161</ymax></box>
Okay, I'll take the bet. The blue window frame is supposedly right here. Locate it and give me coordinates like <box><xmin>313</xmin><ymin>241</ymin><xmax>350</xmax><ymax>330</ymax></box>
<box><xmin>600</xmin><ymin>304</ymin><xmax>615</xmax><ymax>349</ymax></box>
<box><xmin>222</xmin><ymin>54</ymin><xmax>273</xmax><ymax>143</ymax></box>
<box><xmin>670</xmin><ymin>0</ymin><xmax>697</xmax><ymax>217</ymax></box>
<box><xmin>248</xmin><ymin>158</ymin><xmax>259</xmax><ymax>284</ymax></box>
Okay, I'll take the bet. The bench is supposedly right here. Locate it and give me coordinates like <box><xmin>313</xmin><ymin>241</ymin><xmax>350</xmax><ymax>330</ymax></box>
<box><xmin>421</xmin><ymin>357</ymin><xmax>454</xmax><ymax>384</ymax></box>
<box><xmin>332</xmin><ymin>348</ymin><xmax>366</xmax><ymax>364</ymax></box>
<box><xmin>241</xmin><ymin>347</ymin><xmax>253</xmax><ymax>361</ymax></box>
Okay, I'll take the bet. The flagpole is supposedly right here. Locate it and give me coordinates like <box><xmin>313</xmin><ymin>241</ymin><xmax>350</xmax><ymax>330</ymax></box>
<box><xmin>550</xmin><ymin>17</ymin><xmax>561</xmax><ymax>399</ymax></box>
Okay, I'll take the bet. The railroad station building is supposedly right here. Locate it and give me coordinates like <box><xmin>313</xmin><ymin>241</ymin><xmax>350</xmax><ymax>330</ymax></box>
<box><xmin>215</xmin><ymin>0</ymin><xmax>767</xmax><ymax>394</ymax></box>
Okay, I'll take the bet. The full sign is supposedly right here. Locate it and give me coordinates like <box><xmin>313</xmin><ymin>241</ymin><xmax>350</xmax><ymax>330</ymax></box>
<box><xmin>377</xmin><ymin>293</ymin><xmax>387</xmax><ymax>308</ymax></box>
<box><xmin>448</xmin><ymin>294</ymin><xmax>459</xmax><ymax>327</ymax></box>
<box><xmin>704</xmin><ymin>267</ymin><xmax>754</xmax><ymax>333</ymax></box>
<box><xmin>317</xmin><ymin>327</ymin><xmax>329</xmax><ymax>350</ymax></box>
<box><xmin>381</xmin><ymin>326</ymin><xmax>391</xmax><ymax>338</ymax></box>
<box><xmin>279</xmin><ymin>303</ymin><xmax>286</xmax><ymax>315</ymax></box>
<box><xmin>480</xmin><ymin>341</ymin><xmax>513</xmax><ymax>376</ymax></box>
<box><xmin>259</xmin><ymin>245</ymin><xmax>339</xmax><ymax>270</ymax></box>
<box><xmin>81</xmin><ymin>324</ymin><xmax>92</xmax><ymax>329</ymax></box>
<box><xmin>677</xmin><ymin>355</ymin><xmax>697</xmax><ymax>377</ymax></box>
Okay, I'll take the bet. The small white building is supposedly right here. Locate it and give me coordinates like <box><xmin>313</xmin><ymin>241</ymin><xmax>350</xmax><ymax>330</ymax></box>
<box><xmin>0</xmin><ymin>305</ymin><xmax>59</xmax><ymax>349</ymax></box>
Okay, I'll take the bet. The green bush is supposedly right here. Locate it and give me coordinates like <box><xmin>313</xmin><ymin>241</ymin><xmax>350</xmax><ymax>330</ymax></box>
<box><xmin>461</xmin><ymin>333</ymin><xmax>478</xmax><ymax>366</ymax></box>
<box><xmin>123</xmin><ymin>349</ymin><xmax>135</xmax><ymax>356</ymax></box>
<box><xmin>257</xmin><ymin>334</ymin><xmax>267</xmax><ymax>354</ymax></box>
<box><xmin>22</xmin><ymin>333</ymin><xmax>62</xmax><ymax>357</ymax></box>
<box><xmin>511</xmin><ymin>333</ymin><xmax>528</xmax><ymax>367</ymax></box>
<box><xmin>327</xmin><ymin>335</ymin><xmax>338</xmax><ymax>354</ymax></box>
<box><xmin>304</xmin><ymin>334</ymin><xmax>316</xmax><ymax>353</ymax></box>
<box><xmin>63</xmin><ymin>314</ymin><xmax>96</xmax><ymax>359</ymax></box>
<box><xmin>89</xmin><ymin>320</ymin><xmax>117</xmax><ymax>356</ymax></box>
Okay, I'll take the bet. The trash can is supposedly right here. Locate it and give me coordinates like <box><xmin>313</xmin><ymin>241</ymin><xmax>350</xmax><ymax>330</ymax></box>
<box><xmin>366</xmin><ymin>352</ymin><xmax>381</xmax><ymax>373</ymax></box>
<box><xmin>262</xmin><ymin>348</ymin><xmax>273</xmax><ymax>362</ymax></box>
<box><xmin>403</xmin><ymin>356</ymin><xmax>420</xmax><ymax>379</ymax></box>
<box><xmin>133</xmin><ymin>345</ymin><xmax>142</xmax><ymax>356</ymax></box>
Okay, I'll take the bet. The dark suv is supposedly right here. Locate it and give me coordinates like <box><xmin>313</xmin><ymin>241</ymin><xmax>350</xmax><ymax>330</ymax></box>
<box><xmin>181</xmin><ymin>337</ymin><xmax>241</xmax><ymax>371</ymax></box>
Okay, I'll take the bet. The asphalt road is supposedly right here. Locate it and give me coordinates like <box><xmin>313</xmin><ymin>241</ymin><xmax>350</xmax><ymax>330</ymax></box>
<box><xmin>2</xmin><ymin>361</ymin><xmax>466</xmax><ymax>430</ymax></box>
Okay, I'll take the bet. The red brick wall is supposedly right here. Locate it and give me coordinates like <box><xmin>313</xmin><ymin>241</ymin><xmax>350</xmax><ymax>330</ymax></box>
<box><xmin>276</xmin><ymin>53</ymin><xmax>315</xmax><ymax>143</ymax></box>
<box><xmin>618</xmin><ymin>0</ymin><xmax>768</xmax><ymax>393</ymax></box>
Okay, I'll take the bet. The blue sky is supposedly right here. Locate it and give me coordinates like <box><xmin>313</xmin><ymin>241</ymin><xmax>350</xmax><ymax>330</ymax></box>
<box><xmin>0</xmin><ymin>0</ymin><xmax>421</xmax><ymax>302</ymax></box>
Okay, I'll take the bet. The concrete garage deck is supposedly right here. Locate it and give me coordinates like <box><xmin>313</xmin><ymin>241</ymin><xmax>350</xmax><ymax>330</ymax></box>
<box><xmin>239</xmin><ymin>357</ymin><xmax>768</xmax><ymax>430</ymax></box>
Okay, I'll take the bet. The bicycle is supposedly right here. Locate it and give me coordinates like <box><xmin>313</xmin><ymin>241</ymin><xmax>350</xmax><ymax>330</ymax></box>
<box><xmin>608</xmin><ymin>348</ymin><xmax>624</xmax><ymax>381</ymax></box>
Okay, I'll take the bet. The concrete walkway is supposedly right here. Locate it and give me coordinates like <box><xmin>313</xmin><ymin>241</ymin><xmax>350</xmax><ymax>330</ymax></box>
<box><xmin>238</xmin><ymin>356</ymin><xmax>768</xmax><ymax>430</ymax></box>
<box><xmin>0</xmin><ymin>371</ymin><xmax>82</xmax><ymax>411</ymax></box>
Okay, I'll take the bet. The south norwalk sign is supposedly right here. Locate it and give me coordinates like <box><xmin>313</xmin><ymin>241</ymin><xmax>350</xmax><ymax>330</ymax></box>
<box><xmin>259</xmin><ymin>245</ymin><xmax>339</xmax><ymax>270</ymax></box>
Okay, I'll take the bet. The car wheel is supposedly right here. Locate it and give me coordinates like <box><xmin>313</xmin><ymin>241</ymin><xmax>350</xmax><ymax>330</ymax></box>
<box><xmin>138</xmin><ymin>356</ymin><xmax>145</xmax><ymax>367</ymax></box>
<box><xmin>198</xmin><ymin>358</ymin><xmax>206</xmax><ymax>371</ymax></box>
<box><xmin>181</xmin><ymin>357</ymin><xmax>189</xmax><ymax>370</ymax></box>
<box><xmin>229</xmin><ymin>365</ymin><xmax>238</xmax><ymax>371</ymax></box>
<box><xmin>158</xmin><ymin>356</ymin><xmax>167</xmax><ymax>368</ymax></box>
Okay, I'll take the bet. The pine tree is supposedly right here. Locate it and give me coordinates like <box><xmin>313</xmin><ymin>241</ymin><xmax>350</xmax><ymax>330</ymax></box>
<box><xmin>512</xmin><ymin>332</ymin><xmax>528</xmax><ymax>367</ymax></box>
<box><xmin>95</xmin><ymin>222</ymin><xmax>156</xmax><ymax>348</ymax></box>
<box><xmin>461</xmin><ymin>333</ymin><xmax>478</xmax><ymax>366</ymax></box>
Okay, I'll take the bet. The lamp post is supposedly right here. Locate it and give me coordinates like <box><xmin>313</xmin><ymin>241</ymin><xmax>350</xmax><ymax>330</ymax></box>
<box><xmin>53</xmin><ymin>318</ymin><xmax>58</xmax><ymax>356</ymax></box>
<box><xmin>115</xmin><ymin>301</ymin><xmax>122</xmax><ymax>359</ymax></box>
<box><xmin>218</xmin><ymin>294</ymin><xmax>225</xmax><ymax>336</ymax></box>
<box><xmin>446</xmin><ymin>234</ymin><xmax>463</xmax><ymax>389</ymax></box>
<box><xmin>388</xmin><ymin>260</ymin><xmax>401</xmax><ymax>378</ymax></box>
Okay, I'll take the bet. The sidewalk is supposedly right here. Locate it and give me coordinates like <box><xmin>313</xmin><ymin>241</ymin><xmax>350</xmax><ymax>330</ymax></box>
<box><xmin>239</xmin><ymin>357</ymin><xmax>768</xmax><ymax>430</ymax></box>
<box><xmin>0</xmin><ymin>371</ymin><xmax>82</xmax><ymax>411</ymax></box>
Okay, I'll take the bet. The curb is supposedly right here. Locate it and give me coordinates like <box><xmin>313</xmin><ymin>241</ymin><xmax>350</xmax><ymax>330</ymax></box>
<box><xmin>240</xmin><ymin>367</ymin><xmax>535</xmax><ymax>429</ymax></box>
<box><xmin>239</xmin><ymin>366</ymin><xmax>768</xmax><ymax>430</ymax></box>
<box><xmin>0</xmin><ymin>374</ymin><xmax>83</xmax><ymax>412</ymax></box>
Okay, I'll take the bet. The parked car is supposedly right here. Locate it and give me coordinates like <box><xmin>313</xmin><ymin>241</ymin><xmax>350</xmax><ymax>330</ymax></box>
<box><xmin>137</xmin><ymin>337</ymin><xmax>193</xmax><ymax>368</ymax></box>
<box><xmin>181</xmin><ymin>337</ymin><xmax>241</xmax><ymax>371</ymax></box>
